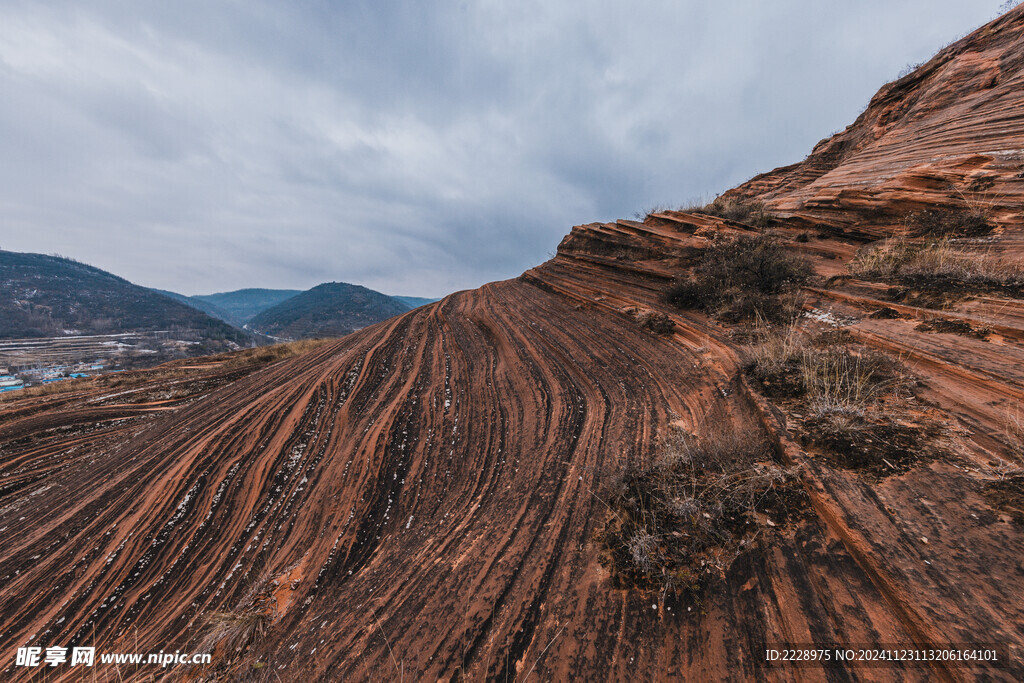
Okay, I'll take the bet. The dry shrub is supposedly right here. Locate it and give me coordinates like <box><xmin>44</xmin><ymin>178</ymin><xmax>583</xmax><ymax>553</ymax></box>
<box><xmin>905</xmin><ymin>208</ymin><xmax>991</xmax><ymax>238</ymax></box>
<box><xmin>600</xmin><ymin>425</ymin><xmax>807</xmax><ymax>602</ymax></box>
<box><xmin>667</xmin><ymin>233</ymin><xmax>811</xmax><ymax>324</ymax></box>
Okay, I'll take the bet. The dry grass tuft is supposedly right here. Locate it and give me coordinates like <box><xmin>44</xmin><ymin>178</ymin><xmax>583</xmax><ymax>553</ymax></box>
<box><xmin>801</xmin><ymin>347</ymin><xmax>904</xmax><ymax>418</ymax></box>
<box><xmin>637</xmin><ymin>204</ymin><xmax>671</xmax><ymax>221</ymax></box>
<box><xmin>1005</xmin><ymin>403</ymin><xmax>1024</xmax><ymax>461</ymax></box>
<box><xmin>197</xmin><ymin>611</ymin><xmax>272</xmax><ymax>657</ymax></box>
<box><xmin>222</xmin><ymin>339</ymin><xmax>334</xmax><ymax>369</ymax></box>
<box><xmin>745</xmin><ymin>325</ymin><xmax>933</xmax><ymax>475</ymax></box>
<box><xmin>195</xmin><ymin>569</ymin><xmax>280</xmax><ymax>671</ymax></box>
<box><xmin>691</xmin><ymin>197</ymin><xmax>774</xmax><ymax>228</ymax></box>
<box><xmin>850</xmin><ymin>237</ymin><xmax>1023</xmax><ymax>289</ymax></box>
<box><xmin>747</xmin><ymin>324</ymin><xmax>807</xmax><ymax>397</ymax></box>
<box><xmin>747</xmin><ymin>325</ymin><xmax>905</xmax><ymax>412</ymax></box>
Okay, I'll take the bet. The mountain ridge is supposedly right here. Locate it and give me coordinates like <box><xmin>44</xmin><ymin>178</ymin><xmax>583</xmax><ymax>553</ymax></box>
<box><xmin>246</xmin><ymin>281</ymin><xmax>411</xmax><ymax>339</ymax></box>
<box><xmin>192</xmin><ymin>288</ymin><xmax>304</xmax><ymax>325</ymax></box>
<box><xmin>0</xmin><ymin>249</ymin><xmax>246</xmax><ymax>343</ymax></box>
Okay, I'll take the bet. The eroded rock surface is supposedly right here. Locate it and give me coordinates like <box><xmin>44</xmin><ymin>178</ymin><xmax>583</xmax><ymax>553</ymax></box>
<box><xmin>3</xmin><ymin>6</ymin><xmax>1024</xmax><ymax>682</ymax></box>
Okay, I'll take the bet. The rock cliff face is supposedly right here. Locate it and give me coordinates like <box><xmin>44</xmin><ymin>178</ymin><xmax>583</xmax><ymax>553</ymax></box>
<box><xmin>726</xmin><ymin>6</ymin><xmax>1024</xmax><ymax>239</ymax></box>
<box><xmin>2</xmin><ymin>7</ymin><xmax>1024</xmax><ymax>682</ymax></box>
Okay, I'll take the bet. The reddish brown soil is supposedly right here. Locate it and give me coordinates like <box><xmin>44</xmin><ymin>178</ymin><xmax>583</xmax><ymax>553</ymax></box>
<box><xmin>3</xmin><ymin>6</ymin><xmax>1024</xmax><ymax>682</ymax></box>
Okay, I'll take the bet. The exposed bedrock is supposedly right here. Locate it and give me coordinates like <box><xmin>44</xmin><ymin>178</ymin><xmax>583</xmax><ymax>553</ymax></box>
<box><xmin>3</xmin><ymin>5</ymin><xmax>1024</xmax><ymax>682</ymax></box>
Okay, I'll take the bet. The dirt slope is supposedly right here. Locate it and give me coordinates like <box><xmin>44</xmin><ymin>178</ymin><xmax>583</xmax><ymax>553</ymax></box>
<box><xmin>3</xmin><ymin>7</ymin><xmax>1024</xmax><ymax>682</ymax></box>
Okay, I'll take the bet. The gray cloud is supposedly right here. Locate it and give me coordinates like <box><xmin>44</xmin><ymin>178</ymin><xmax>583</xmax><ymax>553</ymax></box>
<box><xmin>0</xmin><ymin>1</ymin><xmax>1010</xmax><ymax>296</ymax></box>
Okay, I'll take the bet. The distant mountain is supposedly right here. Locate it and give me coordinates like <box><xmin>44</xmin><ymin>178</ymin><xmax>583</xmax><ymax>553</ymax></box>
<box><xmin>248</xmin><ymin>282</ymin><xmax>411</xmax><ymax>339</ymax></box>
<box><xmin>0</xmin><ymin>250</ymin><xmax>248</xmax><ymax>342</ymax></box>
<box><xmin>394</xmin><ymin>296</ymin><xmax>439</xmax><ymax>309</ymax></box>
<box><xmin>192</xmin><ymin>288</ymin><xmax>303</xmax><ymax>324</ymax></box>
<box><xmin>151</xmin><ymin>288</ymin><xmax>239</xmax><ymax>326</ymax></box>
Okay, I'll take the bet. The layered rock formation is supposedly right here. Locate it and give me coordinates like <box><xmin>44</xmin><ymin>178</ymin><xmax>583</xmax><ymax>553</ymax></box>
<box><xmin>2</xmin><ymin>6</ymin><xmax>1024</xmax><ymax>682</ymax></box>
<box><xmin>727</xmin><ymin>7</ymin><xmax>1024</xmax><ymax>238</ymax></box>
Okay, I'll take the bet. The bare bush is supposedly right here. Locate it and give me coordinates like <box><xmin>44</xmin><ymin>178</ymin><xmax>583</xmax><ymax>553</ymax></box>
<box><xmin>667</xmin><ymin>233</ymin><xmax>811</xmax><ymax>323</ymax></box>
<box><xmin>850</xmin><ymin>237</ymin><xmax>1023</xmax><ymax>288</ymax></box>
<box><xmin>600</xmin><ymin>425</ymin><xmax>807</xmax><ymax>600</ymax></box>
<box><xmin>905</xmin><ymin>208</ymin><xmax>991</xmax><ymax>238</ymax></box>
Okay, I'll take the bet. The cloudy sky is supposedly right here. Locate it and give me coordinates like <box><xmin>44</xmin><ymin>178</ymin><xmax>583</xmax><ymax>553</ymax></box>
<box><xmin>0</xmin><ymin>1</ymin><xmax>1014</xmax><ymax>297</ymax></box>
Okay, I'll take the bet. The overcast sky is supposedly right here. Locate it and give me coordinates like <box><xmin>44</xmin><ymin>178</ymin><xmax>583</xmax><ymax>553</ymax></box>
<box><xmin>0</xmin><ymin>1</ymin><xmax>1014</xmax><ymax>297</ymax></box>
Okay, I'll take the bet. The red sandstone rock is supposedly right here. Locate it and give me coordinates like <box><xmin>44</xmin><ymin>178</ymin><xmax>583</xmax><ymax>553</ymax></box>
<box><xmin>3</xmin><ymin>6</ymin><xmax>1024</xmax><ymax>682</ymax></box>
